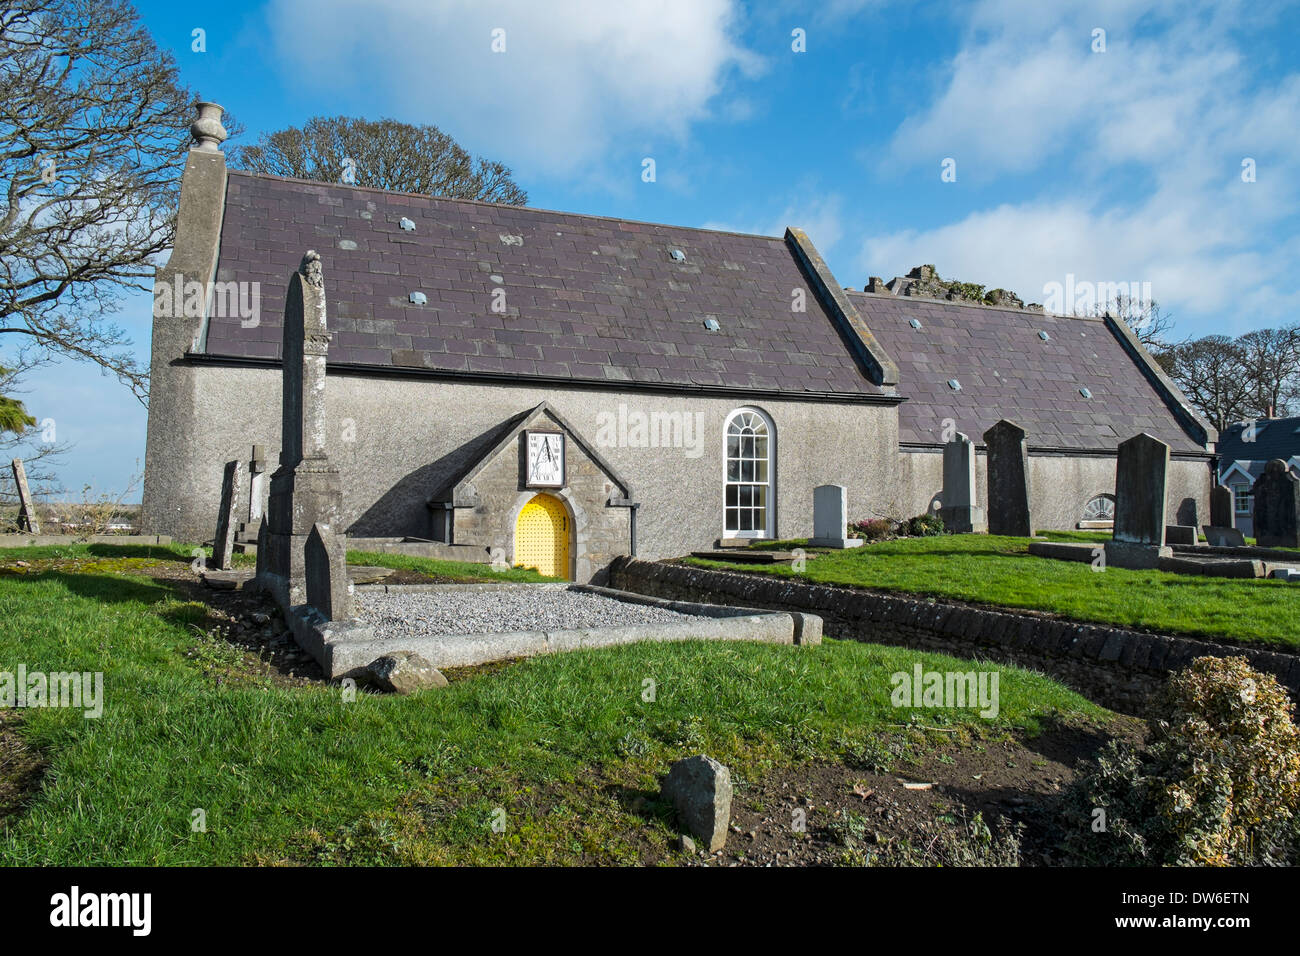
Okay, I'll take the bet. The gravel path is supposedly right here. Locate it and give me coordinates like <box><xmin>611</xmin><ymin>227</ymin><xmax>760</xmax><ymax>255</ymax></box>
<box><xmin>355</xmin><ymin>586</ymin><xmax>701</xmax><ymax>637</ymax></box>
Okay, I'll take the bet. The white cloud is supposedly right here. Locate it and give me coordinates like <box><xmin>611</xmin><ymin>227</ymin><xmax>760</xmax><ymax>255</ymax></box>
<box><xmin>702</xmin><ymin>192</ymin><xmax>844</xmax><ymax>250</ymax></box>
<box><xmin>263</xmin><ymin>0</ymin><xmax>760</xmax><ymax>177</ymax></box>
<box><xmin>862</xmin><ymin>0</ymin><xmax>1300</xmax><ymax>332</ymax></box>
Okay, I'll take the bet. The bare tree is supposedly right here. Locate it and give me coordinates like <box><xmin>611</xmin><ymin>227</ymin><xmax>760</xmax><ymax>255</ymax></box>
<box><xmin>1109</xmin><ymin>293</ymin><xmax>1176</xmax><ymax>350</ymax></box>
<box><xmin>1158</xmin><ymin>335</ymin><xmax>1253</xmax><ymax>434</ymax></box>
<box><xmin>1238</xmin><ymin>325</ymin><xmax>1300</xmax><ymax>419</ymax></box>
<box><xmin>0</xmin><ymin>0</ymin><xmax>204</xmax><ymax>405</ymax></box>
<box><xmin>229</xmin><ymin>116</ymin><xmax>528</xmax><ymax>206</ymax></box>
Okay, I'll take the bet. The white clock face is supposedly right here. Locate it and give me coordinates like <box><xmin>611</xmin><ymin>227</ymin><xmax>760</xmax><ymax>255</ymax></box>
<box><xmin>527</xmin><ymin>433</ymin><xmax>564</xmax><ymax>487</ymax></box>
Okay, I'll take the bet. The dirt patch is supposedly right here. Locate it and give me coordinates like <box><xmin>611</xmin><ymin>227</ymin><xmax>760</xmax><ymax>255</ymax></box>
<box><xmin>0</xmin><ymin>712</ymin><xmax>47</xmax><ymax>823</ymax></box>
<box><xmin>659</xmin><ymin>718</ymin><xmax>1143</xmax><ymax>866</ymax></box>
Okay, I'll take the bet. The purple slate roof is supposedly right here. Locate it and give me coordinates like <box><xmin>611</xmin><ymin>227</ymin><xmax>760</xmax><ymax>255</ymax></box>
<box><xmin>204</xmin><ymin>171</ymin><xmax>885</xmax><ymax>397</ymax></box>
<box><xmin>849</xmin><ymin>291</ymin><xmax>1208</xmax><ymax>454</ymax></box>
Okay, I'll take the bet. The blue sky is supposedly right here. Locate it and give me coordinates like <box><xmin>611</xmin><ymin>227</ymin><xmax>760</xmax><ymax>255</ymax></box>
<box><xmin>19</xmin><ymin>0</ymin><xmax>1300</xmax><ymax>497</ymax></box>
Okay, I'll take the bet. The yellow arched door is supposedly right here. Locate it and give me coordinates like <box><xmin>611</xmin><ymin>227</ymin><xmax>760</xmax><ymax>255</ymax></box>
<box><xmin>514</xmin><ymin>494</ymin><xmax>571</xmax><ymax>580</ymax></box>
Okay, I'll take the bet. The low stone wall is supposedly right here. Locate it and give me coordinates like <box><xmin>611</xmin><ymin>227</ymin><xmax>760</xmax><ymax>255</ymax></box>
<box><xmin>608</xmin><ymin>558</ymin><xmax>1300</xmax><ymax>715</ymax></box>
<box><xmin>0</xmin><ymin>534</ymin><xmax>173</xmax><ymax>548</ymax></box>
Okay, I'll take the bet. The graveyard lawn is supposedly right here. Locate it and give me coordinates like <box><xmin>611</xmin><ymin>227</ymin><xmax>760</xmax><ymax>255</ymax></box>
<box><xmin>686</xmin><ymin>535</ymin><xmax>1300</xmax><ymax>649</ymax></box>
<box><xmin>0</xmin><ymin>543</ymin><xmax>1118</xmax><ymax>866</ymax></box>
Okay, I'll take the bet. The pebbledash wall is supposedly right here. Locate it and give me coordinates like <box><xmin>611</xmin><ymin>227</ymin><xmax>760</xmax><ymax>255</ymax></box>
<box><xmin>142</xmin><ymin>361</ymin><xmax>900</xmax><ymax>569</ymax></box>
<box><xmin>896</xmin><ymin>447</ymin><xmax>1211</xmax><ymax>532</ymax></box>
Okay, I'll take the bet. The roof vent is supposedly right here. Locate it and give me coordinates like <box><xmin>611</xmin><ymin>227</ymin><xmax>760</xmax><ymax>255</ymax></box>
<box><xmin>908</xmin><ymin>318</ymin><xmax>923</xmax><ymax>329</ymax></box>
<box><xmin>703</xmin><ymin>317</ymin><xmax>720</xmax><ymax>331</ymax></box>
<box><xmin>1079</xmin><ymin>386</ymin><xmax>1093</xmax><ymax>399</ymax></box>
<box><xmin>1037</xmin><ymin>330</ymin><xmax>1050</xmax><ymax>341</ymax></box>
<box><xmin>670</xmin><ymin>249</ymin><xmax>686</xmax><ymax>262</ymax></box>
<box><xmin>947</xmin><ymin>379</ymin><xmax>962</xmax><ymax>391</ymax></box>
<box><xmin>399</xmin><ymin>217</ymin><xmax>415</xmax><ymax>232</ymax></box>
<box><xmin>409</xmin><ymin>291</ymin><xmax>427</xmax><ymax>305</ymax></box>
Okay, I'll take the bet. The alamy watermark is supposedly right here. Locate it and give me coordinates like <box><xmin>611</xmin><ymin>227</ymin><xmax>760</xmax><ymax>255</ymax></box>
<box><xmin>153</xmin><ymin>273</ymin><xmax>261</xmax><ymax>328</ymax></box>
<box><xmin>1041</xmin><ymin>274</ymin><xmax>1152</xmax><ymax>320</ymax></box>
<box><xmin>1</xmin><ymin>665</ymin><xmax>103</xmax><ymax>718</ymax></box>
<box><xmin>890</xmin><ymin>663</ymin><xmax>999</xmax><ymax>718</ymax></box>
<box><xmin>595</xmin><ymin>403</ymin><xmax>705</xmax><ymax>458</ymax></box>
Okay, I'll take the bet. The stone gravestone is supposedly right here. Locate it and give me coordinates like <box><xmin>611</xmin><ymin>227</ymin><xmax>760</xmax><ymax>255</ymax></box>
<box><xmin>1105</xmin><ymin>433</ymin><xmax>1173</xmax><ymax>568</ymax></box>
<box><xmin>1164</xmin><ymin>525</ymin><xmax>1197</xmax><ymax>546</ymax></box>
<box><xmin>939</xmin><ymin>433</ymin><xmax>986</xmax><ymax>533</ymax></box>
<box><xmin>210</xmin><ymin>459</ymin><xmax>244</xmax><ymax>570</ymax></box>
<box><xmin>1209</xmin><ymin>483</ymin><xmax>1235</xmax><ymax>530</ymax></box>
<box><xmin>662</xmin><ymin>755</ymin><xmax>732</xmax><ymax>853</ymax></box>
<box><xmin>257</xmin><ymin>251</ymin><xmax>347</xmax><ymax>609</ymax></box>
<box><xmin>983</xmin><ymin>420</ymin><xmax>1032</xmax><ymax>537</ymax></box>
<box><xmin>1204</xmin><ymin>526</ymin><xmax>1246</xmax><ymax>548</ymax></box>
<box><xmin>10</xmin><ymin>458</ymin><xmax>39</xmax><ymax>533</ymax></box>
<box><xmin>247</xmin><ymin>444</ymin><xmax>267</xmax><ymax>523</ymax></box>
<box><xmin>305</xmin><ymin>522</ymin><xmax>351</xmax><ymax>621</ymax></box>
<box><xmin>1252</xmin><ymin>459</ymin><xmax>1300</xmax><ymax>548</ymax></box>
<box><xmin>809</xmin><ymin>484</ymin><xmax>861</xmax><ymax>548</ymax></box>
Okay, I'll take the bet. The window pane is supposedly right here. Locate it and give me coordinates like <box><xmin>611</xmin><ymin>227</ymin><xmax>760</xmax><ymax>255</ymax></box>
<box><xmin>741</xmin><ymin>459</ymin><xmax>754</xmax><ymax>482</ymax></box>
<box><xmin>739</xmin><ymin>509</ymin><xmax>753</xmax><ymax>531</ymax></box>
<box><xmin>726</xmin><ymin>508</ymin><xmax>738</xmax><ymax>531</ymax></box>
<box><xmin>754</xmin><ymin>486</ymin><xmax>767</xmax><ymax>508</ymax></box>
<box><xmin>727</xmin><ymin>459</ymin><xmax>740</xmax><ymax>481</ymax></box>
<box><xmin>726</xmin><ymin>485</ymin><xmax>738</xmax><ymax>506</ymax></box>
<box><xmin>755</xmin><ymin>460</ymin><xmax>767</xmax><ymax>483</ymax></box>
<box><xmin>755</xmin><ymin>436</ymin><xmax>767</xmax><ymax>458</ymax></box>
<box><xmin>727</xmin><ymin>435</ymin><xmax>740</xmax><ymax>457</ymax></box>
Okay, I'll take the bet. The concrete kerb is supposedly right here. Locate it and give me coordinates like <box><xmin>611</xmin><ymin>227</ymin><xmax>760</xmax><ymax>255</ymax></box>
<box><xmin>305</xmin><ymin>582</ymin><xmax>819</xmax><ymax>679</ymax></box>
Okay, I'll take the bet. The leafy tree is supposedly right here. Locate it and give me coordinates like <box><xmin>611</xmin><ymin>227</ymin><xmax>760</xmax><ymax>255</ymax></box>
<box><xmin>0</xmin><ymin>0</ymin><xmax>205</xmax><ymax>405</ymax></box>
<box><xmin>229</xmin><ymin>116</ymin><xmax>527</xmax><ymax>206</ymax></box>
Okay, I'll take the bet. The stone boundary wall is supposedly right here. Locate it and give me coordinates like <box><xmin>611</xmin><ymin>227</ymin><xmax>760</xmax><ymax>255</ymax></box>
<box><xmin>608</xmin><ymin>558</ymin><xmax>1300</xmax><ymax>715</ymax></box>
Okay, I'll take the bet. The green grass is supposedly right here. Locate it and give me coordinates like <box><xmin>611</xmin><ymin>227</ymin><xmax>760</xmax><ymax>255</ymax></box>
<box><xmin>345</xmin><ymin>549</ymin><xmax>559</xmax><ymax>583</ymax></box>
<box><xmin>685</xmin><ymin>534</ymin><xmax>1300</xmax><ymax>649</ymax></box>
<box><xmin>0</xmin><ymin>546</ymin><xmax>1103</xmax><ymax>865</ymax></box>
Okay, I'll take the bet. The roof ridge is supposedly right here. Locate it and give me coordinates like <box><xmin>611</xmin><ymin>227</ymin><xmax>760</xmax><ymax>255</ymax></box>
<box><xmin>224</xmin><ymin>168</ymin><xmax>789</xmax><ymax>245</ymax></box>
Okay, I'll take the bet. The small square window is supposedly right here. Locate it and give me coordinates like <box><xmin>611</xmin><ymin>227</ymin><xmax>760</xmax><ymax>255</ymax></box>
<box><xmin>1234</xmin><ymin>486</ymin><xmax>1252</xmax><ymax>514</ymax></box>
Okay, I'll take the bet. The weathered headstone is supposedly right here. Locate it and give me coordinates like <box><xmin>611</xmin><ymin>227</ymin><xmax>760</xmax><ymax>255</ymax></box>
<box><xmin>1209</xmin><ymin>483</ymin><xmax>1235</xmax><ymax>530</ymax></box>
<box><xmin>809</xmin><ymin>484</ymin><xmax>862</xmax><ymax>548</ymax></box>
<box><xmin>1105</xmin><ymin>432</ymin><xmax>1173</xmax><ymax>568</ymax></box>
<box><xmin>248</xmin><ymin>444</ymin><xmax>267</xmax><ymax>523</ymax></box>
<box><xmin>662</xmin><ymin>755</ymin><xmax>732</xmax><ymax>853</ymax></box>
<box><xmin>10</xmin><ymin>458</ymin><xmax>38</xmax><ymax>534</ymax></box>
<box><xmin>939</xmin><ymin>433</ymin><xmax>986</xmax><ymax>533</ymax></box>
<box><xmin>210</xmin><ymin>459</ymin><xmax>244</xmax><ymax>570</ymax></box>
<box><xmin>257</xmin><ymin>251</ymin><xmax>347</xmax><ymax>609</ymax></box>
<box><xmin>305</xmin><ymin>522</ymin><xmax>351</xmax><ymax>621</ymax></box>
<box><xmin>1252</xmin><ymin>459</ymin><xmax>1300</xmax><ymax>548</ymax></box>
<box><xmin>1203</xmin><ymin>525</ymin><xmax>1246</xmax><ymax>548</ymax></box>
<box><xmin>1164</xmin><ymin>525</ymin><xmax>1197</xmax><ymax>546</ymax></box>
<box><xmin>983</xmin><ymin>420</ymin><xmax>1032</xmax><ymax>537</ymax></box>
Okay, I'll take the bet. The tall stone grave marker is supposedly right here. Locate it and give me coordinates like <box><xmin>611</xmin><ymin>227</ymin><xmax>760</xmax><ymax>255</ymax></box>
<box><xmin>10</xmin><ymin>458</ymin><xmax>38</xmax><ymax>533</ymax></box>
<box><xmin>939</xmin><ymin>433</ymin><xmax>986</xmax><ymax>533</ymax></box>
<box><xmin>258</xmin><ymin>250</ymin><xmax>346</xmax><ymax>609</ymax></box>
<box><xmin>983</xmin><ymin>420</ymin><xmax>1032</xmax><ymax>537</ymax></box>
<box><xmin>809</xmin><ymin>484</ymin><xmax>862</xmax><ymax>548</ymax></box>
<box><xmin>1105</xmin><ymin>432</ymin><xmax>1172</xmax><ymax>568</ymax></box>
<box><xmin>1208</xmin><ymin>483</ymin><xmax>1235</xmax><ymax>530</ymax></box>
<box><xmin>1252</xmin><ymin>459</ymin><xmax>1300</xmax><ymax>548</ymax></box>
<box><xmin>248</xmin><ymin>444</ymin><xmax>267</xmax><ymax>523</ymax></box>
<box><xmin>210</xmin><ymin>459</ymin><xmax>244</xmax><ymax>569</ymax></box>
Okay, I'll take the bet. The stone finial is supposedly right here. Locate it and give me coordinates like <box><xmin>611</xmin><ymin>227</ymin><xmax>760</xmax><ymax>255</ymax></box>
<box><xmin>300</xmin><ymin>250</ymin><xmax>324</xmax><ymax>288</ymax></box>
<box><xmin>190</xmin><ymin>101</ymin><xmax>228</xmax><ymax>152</ymax></box>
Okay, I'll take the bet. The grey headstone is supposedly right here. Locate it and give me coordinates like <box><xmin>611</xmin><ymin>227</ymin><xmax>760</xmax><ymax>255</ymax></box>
<box><xmin>10</xmin><ymin>458</ymin><xmax>38</xmax><ymax>534</ymax></box>
<box><xmin>809</xmin><ymin>484</ymin><xmax>862</xmax><ymax>548</ymax></box>
<box><xmin>1252</xmin><ymin>459</ymin><xmax>1300</xmax><ymax>548</ymax></box>
<box><xmin>939</xmin><ymin>433</ymin><xmax>986</xmax><ymax>533</ymax></box>
<box><xmin>305</xmin><ymin>522</ymin><xmax>351</xmax><ymax>621</ymax></box>
<box><xmin>1106</xmin><ymin>432</ymin><xmax>1173</xmax><ymax>568</ymax></box>
<box><xmin>662</xmin><ymin>755</ymin><xmax>732</xmax><ymax>853</ymax></box>
<box><xmin>211</xmin><ymin>459</ymin><xmax>244</xmax><ymax>570</ymax></box>
<box><xmin>1164</xmin><ymin>525</ymin><xmax>1198</xmax><ymax>546</ymax></box>
<box><xmin>366</xmin><ymin>651</ymin><xmax>448</xmax><ymax>694</ymax></box>
<box><xmin>983</xmin><ymin>420</ymin><xmax>1032</xmax><ymax>537</ymax></box>
<box><xmin>1113</xmin><ymin>433</ymin><xmax>1169</xmax><ymax>546</ymax></box>
<box><xmin>1203</xmin><ymin>525</ymin><xmax>1246</xmax><ymax>548</ymax></box>
<box><xmin>1209</xmin><ymin>483</ymin><xmax>1235</xmax><ymax>529</ymax></box>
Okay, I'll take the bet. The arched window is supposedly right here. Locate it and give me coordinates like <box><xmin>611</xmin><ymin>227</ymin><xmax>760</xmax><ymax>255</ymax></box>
<box><xmin>1081</xmin><ymin>494</ymin><xmax>1115</xmax><ymax>522</ymax></box>
<box><xmin>724</xmin><ymin>407</ymin><xmax>774</xmax><ymax>538</ymax></box>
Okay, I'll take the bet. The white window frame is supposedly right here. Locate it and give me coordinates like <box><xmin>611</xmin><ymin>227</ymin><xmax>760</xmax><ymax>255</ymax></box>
<box><xmin>1233</xmin><ymin>483</ymin><xmax>1252</xmax><ymax>515</ymax></box>
<box><xmin>723</xmin><ymin>406</ymin><xmax>775</xmax><ymax>539</ymax></box>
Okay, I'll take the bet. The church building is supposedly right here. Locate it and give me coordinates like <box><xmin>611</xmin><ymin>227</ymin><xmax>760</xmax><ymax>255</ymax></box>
<box><xmin>142</xmin><ymin>106</ymin><xmax>1216</xmax><ymax>582</ymax></box>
